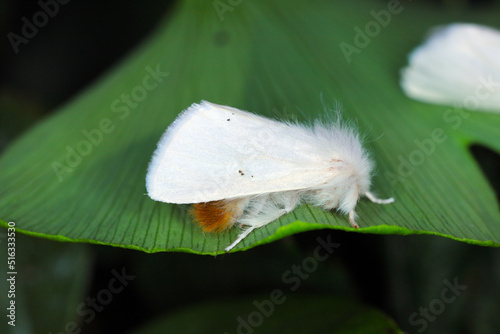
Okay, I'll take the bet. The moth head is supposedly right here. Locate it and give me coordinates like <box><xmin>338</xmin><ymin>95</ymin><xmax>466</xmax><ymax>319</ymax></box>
<box><xmin>327</xmin><ymin>126</ymin><xmax>375</xmax><ymax>198</ymax></box>
<box><xmin>355</xmin><ymin>162</ymin><xmax>372</xmax><ymax>195</ymax></box>
<box><xmin>344</xmin><ymin>150</ymin><xmax>373</xmax><ymax>197</ymax></box>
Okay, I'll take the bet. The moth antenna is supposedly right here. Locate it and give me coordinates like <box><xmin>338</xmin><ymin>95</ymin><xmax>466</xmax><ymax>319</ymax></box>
<box><xmin>365</xmin><ymin>191</ymin><xmax>395</xmax><ymax>204</ymax></box>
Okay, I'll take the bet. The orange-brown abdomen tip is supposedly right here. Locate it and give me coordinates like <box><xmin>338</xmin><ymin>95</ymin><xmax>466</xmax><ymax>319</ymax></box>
<box><xmin>192</xmin><ymin>200</ymin><xmax>238</xmax><ymax>233</ymax></box>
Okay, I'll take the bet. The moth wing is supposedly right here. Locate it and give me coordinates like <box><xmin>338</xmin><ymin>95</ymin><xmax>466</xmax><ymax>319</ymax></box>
<box><xmin>146</xmin><ymin>101</ymin><xmax>336</xmax><ymax>203</ymax></box>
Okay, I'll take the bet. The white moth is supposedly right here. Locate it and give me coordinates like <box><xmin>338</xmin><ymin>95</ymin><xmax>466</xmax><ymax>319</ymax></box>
<box><xmin>401</xmin><ymin>23</ymin><xmax>500</xmax><ymax>112</ymax></box>
<box><xmin>146</xmin><ymin>101</ymin><xmax>394</xmax><ymax>251</ymax></box>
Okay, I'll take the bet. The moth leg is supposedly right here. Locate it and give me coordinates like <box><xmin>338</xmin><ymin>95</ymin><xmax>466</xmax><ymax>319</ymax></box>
<box><xmin>348</xmin><ymin>210</ymin><xmax>359</xmax><ymax>228</ymax></box>
<box><xmin>249</xmin><ymin>192</ymin><xmax>297</xmax><ymax>215</ymax></box>
<box><xmin>225</xmin><ymin>226</ymin><xmax>256</xmax><ymax>252</ymax></box>
<box><xmin>226</xmin><ymin>208</ymin><xmax>285</xmax><ymax>252</ymax></box>
<box><xmin>282</xmin><ymin>192</ymin><xmax>300</xmax><ymax>212</ymax></box>
<box><xmin>249</xmin><ymin>195</ymin><xmax>268</xmax><ymax>215</ymax></box>
<box><xmin>225</xmin><ymin>192</ymin><xmax>299</xmax><ymax>252</ymax></box>
<box><xmin>247</xmin><ymin>192</ymin><xmax>299</xmax><ymax>222</ymax></box>
<box><xmin>365</xmin><ymin>191</ymin><xmax>394</xmax><ymax>205</ymax></box>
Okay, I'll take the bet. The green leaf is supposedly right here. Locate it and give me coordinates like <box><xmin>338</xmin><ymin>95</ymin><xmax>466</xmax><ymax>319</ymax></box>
<box><xmin>130</xmin><ymin>295</ymin><xmax>402</xmax><ymax>334</ymax></box>
<box><xmin>0</xmin><ymin>0</ymin><xmax>499</xmax><ymax>254</ymax></box>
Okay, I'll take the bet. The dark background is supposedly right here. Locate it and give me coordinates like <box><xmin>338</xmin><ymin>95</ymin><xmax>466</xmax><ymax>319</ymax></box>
<box><xmin>1</xmin><ymin>1</ymin><xmax>499</xmax><ymax>333</ymax></box>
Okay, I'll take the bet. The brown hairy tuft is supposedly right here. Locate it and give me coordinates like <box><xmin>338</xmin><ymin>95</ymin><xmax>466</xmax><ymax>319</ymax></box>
<box><xmin>192</xmin><ymin>200</ymin><xmax>241</xmax><ymax>233</ymax></box>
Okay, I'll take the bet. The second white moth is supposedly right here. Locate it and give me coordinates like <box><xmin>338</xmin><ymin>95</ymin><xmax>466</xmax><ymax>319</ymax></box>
<box><xmin>146</xmin><ymin>101</ymin><xmax>394</xmax><ymax>251</ymax></box>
